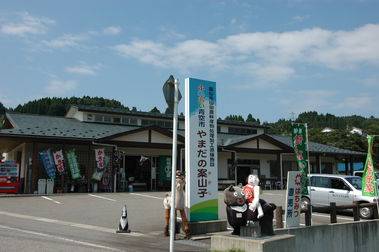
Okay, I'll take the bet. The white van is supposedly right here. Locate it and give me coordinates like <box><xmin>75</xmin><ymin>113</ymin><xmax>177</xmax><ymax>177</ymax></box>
<box><xmin>301</xmin><ymin>174</ymin><xmax>378</xmax><ymax>219</ymax></box>
<box><xmin>353</xmin><ymin>170</ymin><xmax>379</xmax><ymax>181</ymax></box>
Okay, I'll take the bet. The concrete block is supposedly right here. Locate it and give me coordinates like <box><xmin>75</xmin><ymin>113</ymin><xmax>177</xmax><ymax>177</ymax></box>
<box><xmin>188</xmin><ymin>219</ymin><xmax>228</xmax><ymax>235</ymax></box>
<box><xmin>241</xmin><ymin>221</ymin><xmax>261</xmax><ymax>237</ymax></box>
<box><xmin>211</xmin><ymin>234</ymin><xmax>295</xmax><ymax>252</ymax></box>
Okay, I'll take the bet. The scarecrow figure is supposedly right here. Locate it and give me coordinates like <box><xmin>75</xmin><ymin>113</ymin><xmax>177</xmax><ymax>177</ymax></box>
<box><xmin>243</xmin><ymin>174</ymin><xmax>264</xmax><ymax>219</ymax></box>
<box><xmin>163</xmin><ymin>170</ymin><xmax>191</xmax><ymax>239</ymax></box>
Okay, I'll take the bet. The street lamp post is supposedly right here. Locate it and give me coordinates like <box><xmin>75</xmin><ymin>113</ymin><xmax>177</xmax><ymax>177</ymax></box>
<box><xmin>162</xmin><ymin>75</ymin><xmax>181</xmax><ymax>252</ymax></box>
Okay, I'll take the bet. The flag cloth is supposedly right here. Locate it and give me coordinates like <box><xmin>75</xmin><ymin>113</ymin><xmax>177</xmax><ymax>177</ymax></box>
<box><xmin>95</xmin><ymin>149</ymin><xmax>105</xmax><ymax>172</ymax></box>
<box><xmin>39</xmin><ymin>149</ymin><xmax>56</xmax><ymax>179</ymax></box>
<box><xmin>53</xmin><ymin>150</ymin><xmax>65</xmax><ymax>175</ymax></box>
<box><xmin>362</xmin><ymin>136</ymin><xmax>377</xmax><ymax>197</ymax></box>
<box><xmin>66</xmin><ymin>149</ymin><xmax>81</xmax><ymax>179</ymax></box>
<box><xmin>291</xmin><ymin>124</ymin><xmax>309</xmax><ymax>195</ymax></box>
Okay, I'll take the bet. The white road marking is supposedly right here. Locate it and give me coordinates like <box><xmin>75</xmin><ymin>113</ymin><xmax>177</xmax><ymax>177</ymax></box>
<box><xmin>130</xmin><ymin>193</ymin><xmax>164</xmax><ymax>200</ymax></box>
<box><xmin>0</xmin><ymin>224</ymin><xmax>122</xmax><ymax>251</ymax></box>
<box><xmin>129</xmin><ymin>193</ymin><xmax>183</xmax><ymax>221</ymax></box>
<box><xmin>0</xmin><ymin>210</ymin><xmax>144</xmax><ymax>237</ymax></box>
<box><xmin>88</xmin><ymin>194</ymin><xmax>117</xmax><ymax>201</ymax></box>
<box><xmin>41</xmin><ymin>196</ymin><xmax>62</xmax><ymax>204</ymax></box>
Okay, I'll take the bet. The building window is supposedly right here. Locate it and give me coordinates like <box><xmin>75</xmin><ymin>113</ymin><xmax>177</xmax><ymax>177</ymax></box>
<box><xmin>94</xmin><ymin>115</ymin><xmax>103</xmax><ymax>122</ymax></box>
<box><xmin>121</xmin><ymin>117</ymin><xmax>138</xmax><ymax>125</ymax></box>
<box><xmin>228</xmin><ymin>127</ymin><xmax>257</xmax><ymax>135</ymax></box>
<box><xmin>103</xmin><ymin>116</ymin><xmax>111</xmax><ymax>123</ymax></box>
<box><xmin>87</xmin><ymin>114</ymin><xmax>93</xmax><ymax>121</ymax></box>
<box><xmin>141</xmin><ymin>119</ymin><xmax>172</xmax><ymax>128</ymax></box>
<box><xmin>113</xmin><ymin>117</ymin><xmax>121</xmax><ymax>124</ymax></box>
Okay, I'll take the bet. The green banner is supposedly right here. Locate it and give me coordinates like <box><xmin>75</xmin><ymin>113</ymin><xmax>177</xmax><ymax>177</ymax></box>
<box><xmin>66</xmin><ymin>149</ymin><xmax>81</xmax><ymax>180</ymax></box>
<box><xmin>159</xmin><ymin>156</ymin><xmax>172</xmax><ymax>181</ymax></box>
<box><xmin>362</xmin><ymin>136</ymin><xmax>377</xmax><ymax>197</ymax></box>
<box><xmin>291</xmin><ymin>124</ymin><xmax>309</xmax><ymax>195</ymax></box>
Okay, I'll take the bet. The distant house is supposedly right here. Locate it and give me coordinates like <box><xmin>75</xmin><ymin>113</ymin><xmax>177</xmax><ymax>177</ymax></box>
<box><xmin>350</xmin><ymin>127</ymin><xmax>364</xmax><ymax>136</ymax></box>
<box><xmin>321</xmin><ymin>127</ymin><xmax>335</xmax><ymax>133</ymax></box>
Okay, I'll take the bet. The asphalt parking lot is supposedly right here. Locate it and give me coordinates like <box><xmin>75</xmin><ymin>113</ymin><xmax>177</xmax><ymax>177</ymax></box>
<box><xmin>0</xmin><ymin>190</ymin><xmax>357</xmax><ymax>251</ymax></box>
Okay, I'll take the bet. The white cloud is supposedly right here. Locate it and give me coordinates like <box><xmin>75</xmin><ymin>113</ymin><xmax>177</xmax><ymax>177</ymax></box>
<box><xmin>65</xmin><ymin>63</ymin><xmax>102</xmax><ymax>75</ymax></box>
<box><xmin>160</xmin><ymin>27</ymin><xmax>186</xmax><ymax>40</ymax></box>
<box><xmin>336</xmin><ymin>95</ymin><xmax>374</xmax><ymax>109</ymax></box>
<box><xmin>113</xmin><ymin>24</ymin><xmax>379</xmax><ymax>84</ymax></box>
<box><xmin>358</xmin><ymin>77</ymin><xmax>379</xmax><ymax>87</ymax></box>
<box><xmin>103</xmin><ymin>26</ymin><xmax>122</xmax><ymax>35</ymax></box>
<box><xmin>41</xmin><ymin>34</ymin><xmax>87</xmax><ymax>48</ymax></box>
<box><xmin>0</xmin><ymin>12</ymin><xmax>55</xmax><ymax>36</ymax></box>
<box><xmin>45</xmin><ymin>79</ymin><xmax>77</xmax><ymax>95</ymax></box>
<box><xmin>289</xmin><ymin>15</ymin><xmax>310</xmax><ymax>24</ymax></box>
<box><xmin>288</xmin><ymin>89</ymin><xmax>336</xmax><ymax>113</ymax></box>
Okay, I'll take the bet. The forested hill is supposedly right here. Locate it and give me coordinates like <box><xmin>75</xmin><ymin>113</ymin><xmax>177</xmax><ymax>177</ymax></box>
<box><xmin>7</xmin><ymin>96</ymin><xmax>129</xmax><ymax>116</ymax></box>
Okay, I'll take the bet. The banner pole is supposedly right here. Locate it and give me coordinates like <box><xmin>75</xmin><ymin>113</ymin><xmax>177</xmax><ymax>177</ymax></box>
<box><xmin>169</xmin><ymin>78</ymin><xmax>179</xmax><ymax>252</ymax></box>
<box><xmin>304</xmin><ymin>123</ymin><xmax>313</xmax><ymax>225</ymax></box>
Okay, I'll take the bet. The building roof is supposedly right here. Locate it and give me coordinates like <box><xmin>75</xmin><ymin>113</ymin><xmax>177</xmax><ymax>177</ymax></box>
<box><xmin>0</xmin><ymin>112</ymin><xmax>366</xmax><ymax>156</ymax></box>
<box><xmin>269</xmin><ymin>134</ymin><xmax>365</xmax><ymax>156</ymax></box>
<box><xmin>70</xmin><ymin>104</ymin><xmax>267</xmax><ymax>128</ymax></box>
<box><xmin>1</xmin><ymin>112</ymin><xmax>139</xmax><ymax>140</ymax></box>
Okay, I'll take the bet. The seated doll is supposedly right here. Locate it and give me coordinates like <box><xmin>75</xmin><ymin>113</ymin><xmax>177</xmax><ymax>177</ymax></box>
<box><xmin>243</xmin><ymin>174</ymin><xmax>264</xmax><ymax>219</ymax></box>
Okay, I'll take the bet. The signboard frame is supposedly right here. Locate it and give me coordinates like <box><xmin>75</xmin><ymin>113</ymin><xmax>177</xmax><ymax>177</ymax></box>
<box><xmin>185</xmin><ymin>77</ymin><xmax>218</xmax><ymax>222</ymax></box>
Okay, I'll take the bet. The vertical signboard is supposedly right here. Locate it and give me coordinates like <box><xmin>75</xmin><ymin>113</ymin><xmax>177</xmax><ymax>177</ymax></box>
<box><xmin>185</xmin><ymin>77</ymin><xmax>218</xmax><ymax>221</ymax></box>
<box><xmin>285</xmin><ymin>171</ymin><xmax>302</xmax><ymax>227</ymax></box>
<box><xmin>362</xmin><ymin>136</ymin><xmax>378</xmax><ymax>197</ymax></box>
<box><xmin>291</xmin><ymin>124</ymin><xmax>309</xmax><ymax>195</ymax></box>
<box><xmin>159</xmin><ymin>156</ymin><xmax>172</xmax><ymax>181</ymax></box>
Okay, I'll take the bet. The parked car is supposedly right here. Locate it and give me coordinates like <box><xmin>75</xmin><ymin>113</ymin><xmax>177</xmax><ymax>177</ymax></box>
<box><xmin>353</xmin><ymin>170</ymin><xmax>379</xmax><ymax>181</ymax></box>
<box><xmin>301</xmin><ymin>174</ymin><xmax>378</xmax><ymax>219</ymax></box>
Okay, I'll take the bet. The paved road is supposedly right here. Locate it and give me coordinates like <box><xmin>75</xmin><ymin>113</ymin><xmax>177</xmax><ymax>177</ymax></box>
<box><xmin>0</xmin><ymin>190</ymin><xmax>356</xmax><ymax>251</ymax></box>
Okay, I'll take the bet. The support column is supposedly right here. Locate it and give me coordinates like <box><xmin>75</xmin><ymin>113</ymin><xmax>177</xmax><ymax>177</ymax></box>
<box><xmin>315</xmin><ymin>155</ymin><xmax>320</xmax><ymax>174</ymax></box>
<box><xmin>277</xmin><ymin>153</ymin><xmax>282</xmax><ymax>189</ymax></box>
<box><xmin>31</xmin><ymin>142</ymin><xmax>38</xmax><ymax>193</ymax></box>
<box><xmin>349</xmin><ymin>156</ymin><xmax>354</xmax><ymax>175</ymax></box>
<box><xmin>345</xmin><ymin>158</ymin><xmax>349</xmax><ymax>175</ymax></box>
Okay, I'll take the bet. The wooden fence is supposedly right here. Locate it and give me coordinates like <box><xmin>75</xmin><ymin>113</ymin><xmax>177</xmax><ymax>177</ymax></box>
<box><xmin>275</xmin><ymin>201</ymin><xmax>379</xmax><ymax>228</ymax></box>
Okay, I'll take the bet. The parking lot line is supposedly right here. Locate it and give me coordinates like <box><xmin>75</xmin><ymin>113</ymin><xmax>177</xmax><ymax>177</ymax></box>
<box><xmin>130</xmin><ymin>193</ymin><xmax>164</xmax><ymax>200</ymax></box>
<box><xmin>0</xmin><ymin>224</ymin><xmax>122</xmax><ymax>251</ymax></box>
<box><xmin>88</xmin><ymin>194</ymin><xmax>117</xmax><ymax>201</ymax></box>
<box><xmin>0</xmin><ymin>210</ymin><xmax>145</xmax><ymax>237</ymax></box>
<box><xmin>41</xmin><ymin>196</ymin><xmax>62</xmax><ymax>204</ymax></box>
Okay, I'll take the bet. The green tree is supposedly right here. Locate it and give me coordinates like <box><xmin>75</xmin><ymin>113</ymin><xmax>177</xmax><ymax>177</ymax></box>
<box><xmin>265</xmin><ymin>119</ymin><xmax>292</xmax><ymax>135</ymax></box>
<box><xmin>225</xmin><ymin>114</ymin><xmax>244</xmax><ymax>122</ymax></box>
<box><xmin>246</xmin><ymin>113</ymin><xmax>260</xmax><ymax>125</ymax></box>
<box><xmin>0</xmin><ymin>102</ymin><xmax>6</xmax><ymax>115</ymax></box>
<box><xmin>150</xmin><ymin>107</ymin><xmax>161</xmax><ymax>114</ymax></box>
<box><xmin>11</xmin><ymin>96</ymin><xmax>130</xmax><ymax>116</ymax></box>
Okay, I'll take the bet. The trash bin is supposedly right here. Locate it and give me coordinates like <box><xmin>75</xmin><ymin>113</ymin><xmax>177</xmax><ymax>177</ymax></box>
<box><xmin>46</xmin><ymin>179</ymin><xmax>54</xmax><ymax>194</ymax></box>
<box><xmin>38</xmin><ymin>179</ymin><xmax>46</xmax><ymax>194</ymax></box>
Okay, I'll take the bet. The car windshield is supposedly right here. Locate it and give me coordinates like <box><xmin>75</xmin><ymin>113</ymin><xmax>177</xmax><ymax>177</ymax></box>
<box><xmin>345</xmin><ymin>177</ymin><xmax>362</xmax><ymax>190</ymax></box>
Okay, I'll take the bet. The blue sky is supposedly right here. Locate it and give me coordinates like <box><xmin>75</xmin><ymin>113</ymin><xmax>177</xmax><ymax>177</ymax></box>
<box><xmin>1</xmin><ymin>0</ymin><xmax>379</xmax><ymax>123</ymax></box>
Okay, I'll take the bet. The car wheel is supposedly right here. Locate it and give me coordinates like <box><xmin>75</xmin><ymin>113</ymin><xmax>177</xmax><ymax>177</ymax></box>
<box><xmin>359</xmin><ymin>206</ymin><xmax>373</xmax><ymax>219</ymax></box>
<box><xmin>301</xmin><ymin>197</ymin><xmax>310</xmax><ymax>211</ymax></box>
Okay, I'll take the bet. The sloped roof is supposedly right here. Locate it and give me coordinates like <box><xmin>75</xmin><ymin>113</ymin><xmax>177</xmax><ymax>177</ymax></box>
<box><xmin>1</xmin><ymin>112</ymin><xmax>139</xmax><ymax>140</ymax></box>
<box><xmin>0</xmin><ymin>112</ymin><xmax>366</xmax><ymax>156</ymax></box>
<box><xmin>269</xmin><ymin>134</ymin><xmax>365</xmax><ymax>156</ymax></box>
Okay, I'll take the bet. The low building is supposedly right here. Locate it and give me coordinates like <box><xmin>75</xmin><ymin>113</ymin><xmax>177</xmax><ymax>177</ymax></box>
<box><xmin>0</xmin><ymin>104</ymin><xmax>366</xmax><ymax>193</ymax></box>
